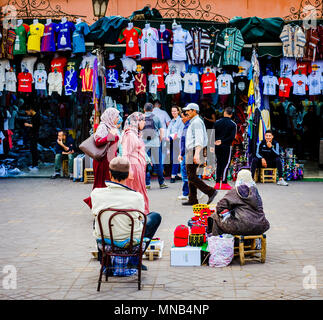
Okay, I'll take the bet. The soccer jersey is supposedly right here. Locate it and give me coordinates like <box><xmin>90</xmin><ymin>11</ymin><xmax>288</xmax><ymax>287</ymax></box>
<box><xmin>294</xmin><ymin>61</ymin><xmax>312</xmax><ymax>75</ymax></box>
<box><xmin>262</xmin><ymin>75</ymin><xmax>279</xmax><ymax>95</ymax></box>
<box><xmin>119</xmin><ymin>70</ymin><xmax>134</xmax><ymax>90</ymax></box>
<box><xmin>141</xmin><ymin>27</ymin><xmax>158</xmax><ymax>60</ymax></box>
<box><xmin>307</xmin><ymin>72</ymin><xmax>322</xmax><ymax>95</ymax></box>
<box><xmin>33</xmin><ymin>70</ymin><xmax>47</xmax><ymax>90</ymax></box>
<box><xmin>183</xmin><ymin>73</ymin><xmax>199</xmax><ymax>94</ymax></box>
<box><xmin>157</xmin><ymin>29</ymin><xmax>172</xmax><ymax>60</ymax></box>
<box><xmin>5</xmin><ymin>71</ymin><xmax>17</xmax><ymax>92</ymax></box>
<box><xmin>48</xmin><ymin>71</ymin><xmax>63</xmax><ymax>95</ymax></box>
<box><xmin>148</xmin><ymin>74</ymin><xmax>159</xmax><ymax>94</ymax></box>
<box><xmin>64</xmin><ymin>70</ymin><xmax>78</xmax><ymax>95</ymax></box>
<box><xmin>41</xmin><ymin>23</ymin><xmax>58</xmax><ymax>52</ymax></box>
<box><xmin>152</xmin><ymin>61</ymin><xmax>169</xmax><ymax>90</ymax></box>
<box><xmin>73</xmin><ymin>22</ymin><xmax>90</xmax><ymax>53</ymax></box>
<box><xmin>118</xmin><ymin>27</ymin><xmax>142</xmax><ymax>57</ymax></box>
<box><xmin>278</xmin><ymin>77</ymin><xmax>293</xmax><ymax>97</ymax></box>
<box><xmin>167</xmin><ymin>60</ymin><xmax>186</xmax><ymax>76</ymax></box>
<box><xmin>27</xmin><ymin>23</ymin><xmax>45</xmax><ymax>52</ymax></box>
<box><xmin>18</xmin><ymin>72</ymin><xmax>33</xmax><ymax>92</ymax></box>
<box><xmin>291</xmin><ymin>74</ymin><xmax>308</xmax><ymax>95</ymax></box>
<box><xmin>80</xmin><ymin>68</ymin><xmax>93</xmax><ymax>92</ymax></box>
<box><xmin>165</xmin><ymin>74</ymin><xmax>182</xmax><ymax>94</ymax></box>
<box><xmin>201</xmin><ymin>72</ymin><xmax>217</xmax><ymax>94</ymax></box>
<box><xmin>21</xmin><ymin>56</ymin><xmax>37</xmax><ymax>74</ymax></box>
<box><xmin>217</xmin><ymin>74</ymin><xmax>234</xmax><ymax>95</ymax></box>
<box><xmin>13</xmin><ymin>24</ymin><xmax>29</xmax><ymax>55</ymax></box>
<box><xmin>172</xmin><ymin>27</ymin><xmax>192</xmax><ymax>61</ymax></box>
<box><xmin>56</xmin><ymin>21</ymin><xmax>75</xmax><ymax>51</ymax></box>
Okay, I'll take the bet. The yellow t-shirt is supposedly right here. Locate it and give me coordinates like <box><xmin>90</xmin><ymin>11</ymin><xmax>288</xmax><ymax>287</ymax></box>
<box><xmin>27</xmin><ymin>23</ymin><xmax>44</xmax><ymax>52</ymax></box>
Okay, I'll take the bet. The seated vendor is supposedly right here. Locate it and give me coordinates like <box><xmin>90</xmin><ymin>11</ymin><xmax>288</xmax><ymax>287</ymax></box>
<box><xmin>251</xmin><ymin>130</ymin><xmax>288</xmax><ymax>186</ymax></box>
<box><xmin>207</xmin><ymin>169</ymin><xmax>270</xmax><ymax>236</ymax></box>
<box><xmin>90</xmin><ymin>157</ymin><xmax>162</xmax><ymax>269</ymax></box>
<box><xmin>51</xmin><ymin>130</ymin><xmax>75</xmax><ymax>179</ymax></box>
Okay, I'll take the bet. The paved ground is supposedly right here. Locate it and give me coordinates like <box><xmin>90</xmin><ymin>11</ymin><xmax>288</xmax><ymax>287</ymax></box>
<box><xmin>0</xmin><ymin>178</ymin><xmax>322</xmax><ymax>300</ymax></box>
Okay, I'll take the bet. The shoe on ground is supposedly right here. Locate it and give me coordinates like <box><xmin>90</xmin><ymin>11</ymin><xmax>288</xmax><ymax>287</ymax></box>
<box><xmin>170</xmin><ymin>178</ymin><xmax>176</xmax><ymax>183</ymax></box>
<box><xmin>277</xmin><ymin>178</ymin><xmax>288</xmax><ymax>186</ymax></box>
<box><xmin>141</xmin><ymin>264</ymin><xmax>148</xmax><ymax>271</ymax></box>
<box><xmin>69</xmin><ymin>174</ymin><xmax>73</xmax><ymax>180</ymax></box>
<box><xmin>182</xmin><ymin>201</ymin><xmax>198</xmax><ymax>206</ymax></box>
<box><xmin>178</xmin><ymin>195</ymin><xmax>189</xmax><ymax>201</ymax></box>
<box><xmin>160</xmin><ymin>183</ymin><xmax>168</xmax><ymax>189</ymax></box>
<box><xmin>175</xmin><ymin>175</ymin><xmax>182</xmax><ymax>181</ymax></box>
<box><xmin>220</xmin><ymin>183</ymin><xmax>232</xmax><ymax>190</ymax></box>
<box><xmin>214</xmin><ymin>182</ymin><xmax>220</xmax><ymax>190</ymax></box>
<box><xmin>207</xmin><ymin>190</ymin><xmax>218</xmax><ymax>205</ymax></box>
<box><xmin>51</xmin><ymin>172</ymin><xmax>60</xmax><ymax>179</ymax></box>
<box><xmin>146</xmin><ymin>185</ymin><xmax>151</xmax><ymax>190</ymax></box>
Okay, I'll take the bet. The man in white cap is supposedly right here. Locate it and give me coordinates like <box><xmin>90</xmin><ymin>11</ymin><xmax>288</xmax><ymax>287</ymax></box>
<box><xmin>181</xmin><ymin>103</ymin><xmax>217</xmax><ymax>205</ymax></box>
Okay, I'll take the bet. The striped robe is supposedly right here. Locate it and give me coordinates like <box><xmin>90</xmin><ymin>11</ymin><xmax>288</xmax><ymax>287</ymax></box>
<box><xmin>222</xmin><ymin>28</ymin><xmax>244</xmax><ymax>66</ymax></box>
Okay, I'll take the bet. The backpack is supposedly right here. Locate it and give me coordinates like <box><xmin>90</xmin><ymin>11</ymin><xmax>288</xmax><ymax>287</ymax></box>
<box><xmin>142</xmin><ymin>113</ymin><xmax>158</xmax><ymax>141</ymax></box>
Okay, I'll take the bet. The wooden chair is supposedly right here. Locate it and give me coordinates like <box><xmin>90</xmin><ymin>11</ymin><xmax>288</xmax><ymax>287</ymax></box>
<box><xmin>97</xmin><ymin>208</ymin><xmax>147</xmax><ymax>291</ymax></box>
<box><xmin>259</xmin><ymin>168</ymin><xmax>277</xmax><ymax>183</ymax></box>
<box><xmin>234</xmin><ymin>234</ymin><xmax>266</xmax><ymax>266</ymax></box>
<box><xmin>84</xmin><ymin>168</ymin><xmax>94</xmax><ymax>184</ymax></box>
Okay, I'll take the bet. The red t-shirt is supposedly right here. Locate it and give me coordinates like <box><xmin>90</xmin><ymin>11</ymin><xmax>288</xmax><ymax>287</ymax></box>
<box><xmin>51</xmin><ymin>57</ymin><xmax>67</xmax><ymax>74</ymax></box>
<box><xmin>294</xmin><ymin>61</ymin><xmax>312</xmax><ymax>75</ymax></box>
<box><xmin>18</xmin><ymin>72</ymin><xmax>33</xmax><ymax>92</ymax></box>
<box><xmin>201</xmin><ymin>72</ymin><xmax>217</xmax><ymax>94</ymax></box>
<box><xmin>118</xmin><ymin>28</ymin><xmax>142</xmax><ymax>57</ymax></box>
<box><xmin>278</xmin><ymin>77</ymin><xmax>293</xmax><ymax>97</ymax></box>
<box><xmin>152</xmin><ymin>61</ymin><xmax>169</xmax><ymax>90</ymax></box>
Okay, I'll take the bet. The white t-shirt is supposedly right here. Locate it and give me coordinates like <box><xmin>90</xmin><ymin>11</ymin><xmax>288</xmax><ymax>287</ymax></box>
<box><xmin>172</xmin><ymin>27</ymin><xmax>192</xmax><ymax>61</ymax></box>
<box><xmin>148</xmin><ymin>74</ymin><xmax>159</xmax><ymax>94</ymax></box>
<box><xmin>262</xmin><ymin>75</ymin><xmax>279</xmax><ymax>95</ymax></box>
<box><xmin>121</xmin><ymin>57</ymin><xmax>137</xmax><ymax>72</ymax></box>
<box><xmin>311</xmin><ymin>60</ymin><xmax>323</xmax><ymax>90</ymax></box>
<box><xmin>33</xmin><ymin>70</ymin><xmax>48</xmax><ymax>90</ymax></box>
<box><xmin>167</xmin><ymin>60</ymin><xmax>186</xmax><ymax>76</ymax></box>
<box><xmin>21</xmin><ymin>56</ymin><xmax>37</xmax><ymax>74</ymax></box>
<box><xmin>5</xmin><ymin>71</ymin><xmax>17</xmax><ymax>92</ymax></box>
<box><xmin>233</xmin><ymin>59</ymin><xmax>251</xmax><ymax>77</ymax></box>
<box><xmin>280</xmin><ymin>58</ymin><xmax>297</xmax><ymax>78</ymax></box>
<box><xmin>80</xmin><ymin>54</ymin><xmax>96</xmax><ymax>69</ymax></box>
<box><xmin>183</xmin><ymin>73</ymin><xmax>199</xmax><ymax>94</ymax></box>
<box><xmin>217</xmin><ymin>74</ymin><xmax>234</xmax><ymax>95</ymax></box>
<box><xmin>165</xmin><ymin>74</ymin><xmax>182</xmax><ymax>94</ymax></box>
<box><xmin>307</xmin><ymin>72</ymin><xmax>322</xmax><ymax>95</ymax></box>
<box><xmin>291</xmin><ymin>74</ymin><xmax>308</xmax><ymax>95</ymax></box>
<box><xmin>0</xmin><ymin>131</ymin><xmax>5</xmax><ymax>155</ymax></box>
<box><xmin>48</xmin><ymin>72</ymin><xmax>63</xmax><ymax>95</ymax></box>
<box><xmin>0</xmin><ymin>59</ymin><xmax>10</xmax><ymax>90</ymax></box>
<box><xmin>140</xmin><ymin>27</ymin><xmax>158</xmax><ymax>60</ymax></box>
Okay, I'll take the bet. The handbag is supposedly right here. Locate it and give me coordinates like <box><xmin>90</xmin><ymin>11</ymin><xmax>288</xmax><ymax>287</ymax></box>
<box><xmin>79</xmin><ymin>135</ymin><xmax>108</xmax><ymax>161</ymax></box>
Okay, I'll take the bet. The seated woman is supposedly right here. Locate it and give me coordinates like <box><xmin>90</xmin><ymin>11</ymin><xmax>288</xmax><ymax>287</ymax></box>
<box><xmin>207</xmin><ymin>169</ymin><xmax>270</xmax><ymax>236</ymax></box>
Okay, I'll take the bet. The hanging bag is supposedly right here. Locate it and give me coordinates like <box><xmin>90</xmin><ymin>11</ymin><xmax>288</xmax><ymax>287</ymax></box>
<box><xmin>79</xmin><ymin>135</ymin><xmax>109</xmax><ymax>161</ymax></box>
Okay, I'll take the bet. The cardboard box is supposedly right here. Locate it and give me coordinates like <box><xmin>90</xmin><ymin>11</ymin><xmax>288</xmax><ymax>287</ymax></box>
<box><xmin>170</xmin><ymin>246</ymin><xmax>201</xmax><ymax>267</ymax></box>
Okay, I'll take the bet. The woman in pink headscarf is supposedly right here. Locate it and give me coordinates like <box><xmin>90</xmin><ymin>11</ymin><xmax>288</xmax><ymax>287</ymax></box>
<box><xmin>121</xmin><ymin>112</ymin><xmax>149</xmax><ymax>215</ymax></box>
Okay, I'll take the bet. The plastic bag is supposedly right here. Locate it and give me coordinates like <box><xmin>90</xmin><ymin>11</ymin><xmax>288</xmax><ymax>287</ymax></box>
<box><xmin>208</xmin><ymin>234</ymin><xmax>234</xmax><ymax>267</ymax></box>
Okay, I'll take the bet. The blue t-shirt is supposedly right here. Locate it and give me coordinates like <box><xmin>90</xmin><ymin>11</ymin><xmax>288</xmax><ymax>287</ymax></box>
<box><xmin>72</xmin><ymin>22</ymin><xmax>90</xmax><ymax>53</ymax></box>
<box><xmin>188</xmin><ymin>65</ymin><xmax>202</xmax><ymax>91</ymax></box>
<box><xmin>64</xmin><ymin>70</ymin><xmax>78</xmax><ymax>95</ymax></box>
<box><xmin>56</xmin><ymin>21</ymin><xmax>75</xmax><ymax>51</ymax></box>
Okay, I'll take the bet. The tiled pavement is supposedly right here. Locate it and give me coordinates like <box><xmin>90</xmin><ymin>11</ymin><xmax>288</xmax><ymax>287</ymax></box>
<box><xmin>0</xmin><ymin>178</ymin><xmax>322</xmax><ymax>300</ymax></box>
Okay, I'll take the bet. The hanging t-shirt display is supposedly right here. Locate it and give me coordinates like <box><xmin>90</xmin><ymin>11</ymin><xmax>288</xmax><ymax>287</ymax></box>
<box><xmin>118</xmin><ymin>27</ymin><xmax>142</xmax><ymax>57</ymax></box>
<box><xmin>18</xmin><ymin>72</ymin><xmax>33</xmax><ymax>92</ymax></box>
<box><xmin>121</xmin><ymin>57</ymin><xmax>137</xmax><ymax>72</ymax></box>
<box><xmin>233</xmin><ymin>59</ymin><xmax>251</xmax><ymax>77</ymax></box>
<box><xmin>189</xmin><ymin>65</ymin><xmax>202</xmax><ymax>91</ymax></box>
<box><xmin>0</xmin><ymin>131</ymin><xmax>5</xmax><ymax>155</ymax></box>
<box><xmin>311</xmin><ymin>60</ymin><xmax>323</xmax><ymax>75</ymax></box>
<box><xmin>13</xmin><ymin>24</ymin><xmax>30</xmax><ymax>55</ymax></box>
<box><xmin>80</xmin><ymin>53</ymin><xmax>96</xmax><ymax>69</ymax></box>
<box><xmin>148</xmin><ymin>74</ymin><xmax>159</xmax><ymax>94</ymax></box>
<box><xmin>64</xmin><ymin>69</ymin><xmax>78</xmax><ymax>95</ymax></box>
<box><xmin>183</xmin><ymin>73</ymin><xmax>199</xmax><ymax>94</ymax></box>
<box><xmin>234</xmin><ymin>75</ymin><xmax>248</xmax><ymax>95</ymax></box>
<box><xmin>291</xmin><ymin>74</ymin><xmax>308</xmax><ymax>95</ymax></box>
<box><xmin>152</xmin><ymin>61</ymin><xmax>169</xmax><ymax>90</ymax></box>
<box><xmin>294</xmin><ymin>61</ymin><xmax>312</xmax><ymax>75</ymax></box>
<box><xmin>33</xmin><ymin>70</ymin><xmax>47</xmax><ymax>90</ymax></box>
<box><xmin>5</xmin><ymin>70</ymin><xmax>17</xmax><ymax>92</ymax></box>
<box><xmin>56</xmin><ymin>21</ymin><xmax>75</xmax><ymax>51</ymax></box>
<box><xmin>80</xmin><ymin>68</ymin><xmax>93</xmax><ymax>92</ymax></box>
<box><xmin>307</xmin><ymin>72</ymin><xmax>322</xmax><ymax>95</ymax></box>
<box><xmin>201</xmin><ymin>72</ymin><xmax>217</xmax><ymax>94</ymax></box>
<box><xmin>172</xmin><ymin>27</ymin><xmax>193</xmax><ymax>61</ymax></box>
<box><xmin>106</xmin><ymin>69</ymin><xmax>119</xmax><ymax>89</ymax></box>
<box><xmin>41</xmin><ymin>23</ymin><xmax>58</xmax><ymax>52</ymax></box>
<box><xmin>168</xmin><ymin>60</ymin><xmax>186</xmax><ymax>76</ymax></box>
<box><xmin>262</xmin><ymin>75</ymin><xmax>279</xmax><ymax>95</ymax></box>
<box><xmin>134</xmin><ymin>73</ymin><xmax>147</xmax><ymax>95</ymax></box>
<box><xmin>51</xmin><ymin>56</ymin><xmax>67</xmax><ymax>85</ymax></box>
<box><xmin>119</xmin><ymin>70</ymin><xmax>134</xmax><ymax>90</ymax></box>
<box><xmin>157</xmin><ymin>29</ymin><xmax>172</xmax><ymax>60</ymax></box>
<box><xmin>21</xmin><ymin>56</ymin><xmax>37</xmax><ymax>74</ymax></box>
<box><xmin>280</xmin><ymin>58</ymin><xmax>297</xmax><ymax>78</ymax></box>
<box><xmin>0</xmin><ymin>59</ymin><xmax>10</xmax><ymax>91</ymax></box>
<box><xmin>73</xmin><ymin>22</ymin><xmax>90</xmax><ymax>53</ymax></box>
<box><xmin>217</xmin><ymin>74</ymin><xmax>234</xmax><ymax>95</ymax></box>
<box><xmin>165</xmin><ymin>74</ymin><xmax>182</xmax><ymax>94</ymax></box>
<box><xmin>48</xmin><ymin>71</ymin><xmax>63</xmax><ymax>95</ymax></box>
<box><xmin>278</xmin><ymin>77</ymin><xmax>293</xmax><ymax>97</ymax></box>
<box><xmin>141</xmin><ymin>27</ymin><xmax>158</xmax><ymax>60</ymax></box>
<box><xmin>27</xmin><ymin>23</ymin><xmax>45</xmax><ymax>52</ymax></box>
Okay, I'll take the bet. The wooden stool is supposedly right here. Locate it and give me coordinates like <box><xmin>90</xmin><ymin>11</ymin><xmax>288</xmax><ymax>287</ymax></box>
<box><xmin>84</xmin><ymin>168</ymin><xmax>94</xmax><ymax>184</ymax></box>
<box><xmin>62</xmin><ymin>159</ymin><xmax>69</xmax><ymax>177</ymax></box>
<box><xmin>254</xmin><ymin>169</ymin><xmax>259</xmax><ymax>182</ymax></box>
<box><xmin>260</xmin><ymin>168</ymin><xmax>277</xmax><ymax>183</ymax></box>
<box><xmin>234</xmin><ymin>234</ymin><xmax>266</xmax><ymax>266</ymax></box>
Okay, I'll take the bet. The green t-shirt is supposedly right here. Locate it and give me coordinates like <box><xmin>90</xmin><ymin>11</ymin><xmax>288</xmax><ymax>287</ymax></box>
<box><xmin>13</xmin><ymin>24</ymin><xmax>29</xmax><ymax>55</ymax></box>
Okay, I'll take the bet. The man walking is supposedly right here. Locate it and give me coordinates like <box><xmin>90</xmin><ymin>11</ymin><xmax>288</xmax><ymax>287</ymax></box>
<box><xmin>182</xmin><ymin>103</ymin><xmax>217</xmax><ymax>206</ymax></box>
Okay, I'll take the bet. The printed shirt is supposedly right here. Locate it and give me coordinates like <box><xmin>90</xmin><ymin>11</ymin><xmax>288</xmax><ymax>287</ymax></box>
<box><xmin>119</xmin><ymin>70</ymin><xmax>134</xmax><ymax>90</ymax></box>
<box><xmin>157</xmin><ymin>29</ymin><xmax>172</xmax><ymax>60</ymax></box>
<box><xmin>106</xmin><ymin>69</ymin><xmax>119</xmax><ymax>89</ymax></box>
<box><xmin>148</xmin><ymin>74</ymin><xmax>159</xmax><ymax>94</ymax></box>
<box><xmin>201</xmin><ymin>72</ymin><xmax>217</xmax><ymax>94</ymax></box>
<box><xmin>80</xmin><ymin>68</ymin><xmax>93</xmax><ymax>92</ymax></box>
<box><xmin>56</xmin><ymin>21</ymin><xmax>75</xmax><ymax>51</ymax></box>
<box><xmin>307</xmin><ymin>72</ymin><xmax>322</xmax><ymax>95</ymax></box>
<box><xmin>152</xmin><ymin>61</ymin><xmax>169</xmax><ymax>90</ymax></box>
<box><xmin>183</xmin><ymin>73</ymin><xmax>199</xmax><ymax>94</ymax></box>
<box><xmin>64</xmin><ymin>70</ymin><xmax>78</xmax><ymax>95</ymax></box>
<box><xmin>27</xmin><ymin>23</ymin><xmax>45</xmax><ymax>52</ymax></box>
<box><xmin>294</xmin><ymin>61</ymin><xmax>312</xmax><ymax>75</ymax></box>
<box><xmin>278</xmin><ymin>77</ymin><xmax>293</xmax><ymax>97</ymax></box>
<box><xmin>121</xmin><ymin>57</ymin><xmax>137</xmax><ymax>72</ymax></box>
<box><xmin>262</xmin><ymin>75</ymin><xmax>279</xmax><ymax>95</ymax></box>
<box><xmin>233</xmin><ymin>59</ymin><xmax>251</xmax><ymax>77</ymax></box>
<box><xmin>18</xmin><ymin>72</ymin><xmax>33</xmax><ymax>92</ymax></box>
<box><xmin>73</xmin><ymin>22</ymin><xmax>90</xmax><ymax>53</ymax></box>
<box><xmin>33</xmin><ymin>70</ymin><xmax>47</xmax><ymax>90</ymax></box>
<box><xmin>280</xmin><ymin>58</ymin><xmax>297</xmax><ymax>77</ymax></box>
<box><xmin>291</xmin><ymin>74</ymin><xmax>308</xmax><ymax>95</ymax></box>
<box><xmin>234</xmin><ymin>75</ymin><xmax>248</xmax><ymax>95</ymax></box>
<box><xmin>13</xmin><ymin>24</ymin><xmax>30</xmax><ymax>55</ymax></box>
<box><xmin>0</xmin><ymin>59</ymin><xmax>10</xmax><ymax>85</ymax></box>
<box><xmin>172</xmin><ymin>27</ymin><xmax>193</xmax><ymax>61</ymax></box>
<box><xmin>118</xmin><ymin>27</ymin><xmax>142</xmax><ymax>57</ymax></box>
<box><xmin>311</xmin><ymin>60</ymin><xmax>323</xmax><ymax>90</ymax></box>
<box><xmin>167</xmin><ymin>60</ymin><xmax>186</xmax><ymax>76</ymax></box>
<box><xmin>21</xmin><ymin>56</ymin><xmax>37</xmax><ymax>74</ymax></box>
<box><xmin>217</xmin><ymin>74</ymin><xmax>234</xmax><ymax>95</ymax></box>
<box><xmin>51</xmin><ymin>57</ymin><xmax>67</xmax><ymax>84</ymax></box>
<box><xmin>5</xmin><ymin>71</ymin><xmax>17</xmax><ymax>92</ymax></box>
<box><xmin>140</xmin><ymin>27</ymin><xmax>158</xmax><ymax>60</ymax></box>
<box><xmin>80</xmin><ymin>54</ymin><xmax>96</xmax><ymax>69</ymax></box>
<box><xmin>41</xmin><ymin>23</ymin><xmax>58</xmax><ymax>52</ymax></box>
<box><xmin>189</xmin><ymin>65</ymin><xmax>203</xmax><ymax>90</ymax></box>
<box><xmin>48</xmin><ymin>72</ymin><xmax>63</xmax><ymax>95</ymax></box>
<box><xmin>0</xmin><ymin>131</ymin><xmax>5</xmax><ymax>154</ymax></box>
<box><xmin>165</xmin><ymin>74</ymin><xmax>182</xmax><ymax>94</ymax></box>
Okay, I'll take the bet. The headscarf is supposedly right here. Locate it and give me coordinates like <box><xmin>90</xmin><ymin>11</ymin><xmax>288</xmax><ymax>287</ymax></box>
<box><xmin>122</xmin><ymin>112</ymin><xmax>145</xmax><ymax>138</ymax></box>
<box><xmin>235</xmin><ymin>169</ymin><xmax>256</xmax><ymax>188</ymax></box>
<box><xmin>94</xmin><ymin>107</ymin><xmax>120</xmax><ymax>139</ymax></box>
